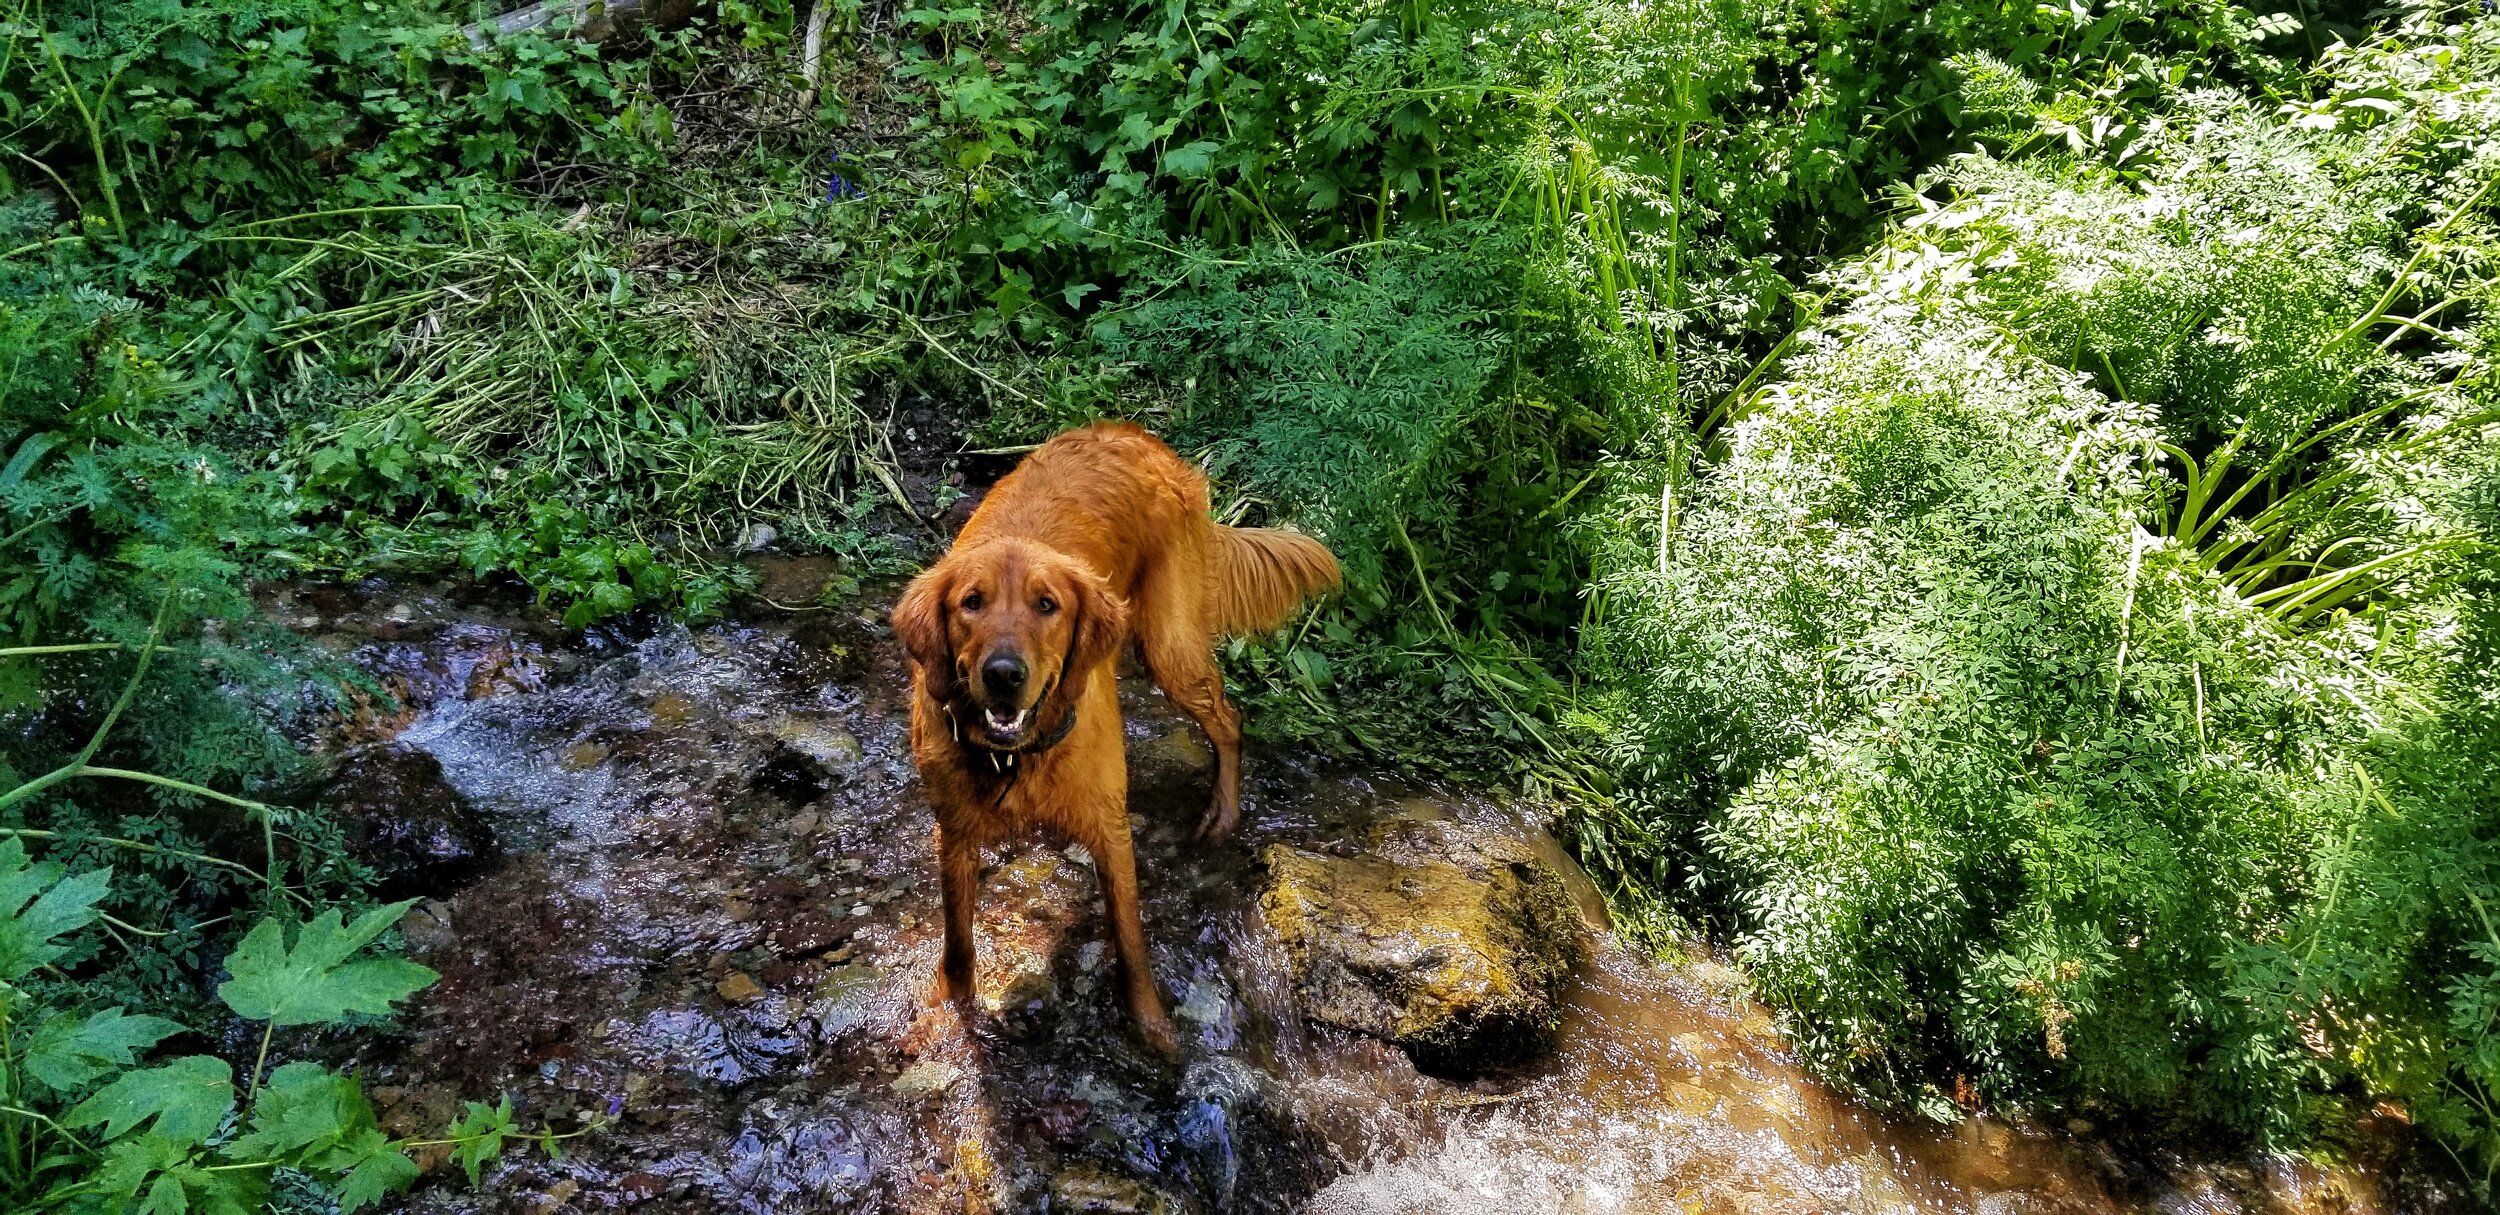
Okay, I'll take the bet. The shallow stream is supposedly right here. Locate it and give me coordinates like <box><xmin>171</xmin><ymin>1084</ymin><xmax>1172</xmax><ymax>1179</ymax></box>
<box><xmin>275</xmin><ymin>574</ymin><xmax>2456</xmax><ymax>1214</ymax></box>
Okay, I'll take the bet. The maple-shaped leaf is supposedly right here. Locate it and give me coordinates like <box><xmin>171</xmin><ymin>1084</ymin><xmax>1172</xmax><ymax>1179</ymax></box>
<box><xmin>66</xmin><ymin>1055</ymin><xmax>236</xmax><ymax>1146</ymax></box>
<box><xmin>91</xmin><ymin>1134</ymin><xmax>267</xmax><ymax>1215</ymax></box>
<box><xmin>0</xmin><ymin>836</ymin><xmax>110</xmax><ymax>981</ymax></box>
<box><xmin>24</xmin><ymin>1006</ymin><xmax>185</xmax><ymax>1092</ymax></box>
<box><xmin>216</xmin><ymin>902</ymin><xmax>438</xmax><ymax>1026</ymax></box>
<box><xmin>224</xmin><ymin>1061</ymin><xmax>374</xmax><ymax>1162</ymax></box>
<box><xmin>223</xmin><ymin>1063</ymin><xmax>421</xmax><ymax>1211</ymax></box>
<box><xmin>332</xmin><ymin>1127</ymin><xmax>422</xmax><ymax>1213</ymax></box>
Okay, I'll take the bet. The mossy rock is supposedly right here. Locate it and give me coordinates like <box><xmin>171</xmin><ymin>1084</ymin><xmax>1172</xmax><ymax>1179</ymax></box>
<box><xmin>1258</xmin><ymin>823</ymin><xmax>1581</xmax><ymax>1073</ymax></box>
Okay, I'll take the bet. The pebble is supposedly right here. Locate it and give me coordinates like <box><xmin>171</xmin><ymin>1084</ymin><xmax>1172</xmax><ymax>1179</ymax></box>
<box><xmin>891</xmin><ymin>1060</ymin><xmax>963</xmax><ymax>1099</ymax></box>
<box><xmin>528</xmin><ymin>1179</ymin><xmax>578</xmax><ymax>1215</ymax></box>
<box><xmin>714</xmin><ymin>972</ymin><xmax>765</xmax><ymax>1003</ymax></box>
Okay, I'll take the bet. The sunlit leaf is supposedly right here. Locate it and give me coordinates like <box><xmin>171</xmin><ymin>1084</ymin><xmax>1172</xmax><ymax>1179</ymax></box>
<box><xmin>0</xmin><ymin>837</ymin><xmax>110</xmax><ymax>980</ymax></box>
<box><xmin>217</xmin><ymin>902</ymin><xmax>438</xmax><ymax>1026</ymax></box>
<box><xmin>67</xmin><ymin>1055</ymin><xmax>236</xmax><ymax>1145</ymax></box>
<box><xmin>24</xmin><ymin>1006</ymin><xmax>184</xmax><ymax>1092</ymax></box>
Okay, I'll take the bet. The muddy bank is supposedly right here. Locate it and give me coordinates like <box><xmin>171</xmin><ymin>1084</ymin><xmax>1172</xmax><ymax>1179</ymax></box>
<box><xmin>270</xmin><ymin>575</ymin><xmax>2462</xmax><ymax>1214</ymax></box>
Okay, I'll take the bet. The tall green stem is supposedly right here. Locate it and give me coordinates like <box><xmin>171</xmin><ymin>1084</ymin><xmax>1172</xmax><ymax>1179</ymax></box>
<box><xmin>35</xmin><ymin>12</ymin><xmax>125</xmax><ymax>241</ymax></box>
<box><xmin>243</xmin><ymin>1021</ymin><xmax>276</xmax><ymax>1115</ymax></box>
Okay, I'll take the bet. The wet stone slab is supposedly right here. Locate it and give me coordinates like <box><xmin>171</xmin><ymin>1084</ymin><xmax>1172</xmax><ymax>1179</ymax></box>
<box><xmin>263</xmin><ymin>581</ymin><xmax>2462</xmax><ymax>1215</ymax></box>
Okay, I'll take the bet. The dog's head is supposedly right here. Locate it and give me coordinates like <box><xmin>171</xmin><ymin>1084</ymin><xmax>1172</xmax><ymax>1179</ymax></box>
<box><xmin>891</xmin><ymin>537</ymin><xmax>1127</xmax><ymax>751</ymax></box>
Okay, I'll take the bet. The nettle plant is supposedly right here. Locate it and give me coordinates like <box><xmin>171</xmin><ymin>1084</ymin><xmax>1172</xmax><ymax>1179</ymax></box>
<box><xmin>0</xmin><ymin>844</ymin><xmax>581</xmax><ymax>1213</ymax></box>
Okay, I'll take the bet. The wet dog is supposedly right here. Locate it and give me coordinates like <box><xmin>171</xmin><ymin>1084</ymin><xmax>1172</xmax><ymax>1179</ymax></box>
<box><xmin>891</xmin><ymin>422</ymin><xmax>1339</xmax><ymax>1051</ymax></box>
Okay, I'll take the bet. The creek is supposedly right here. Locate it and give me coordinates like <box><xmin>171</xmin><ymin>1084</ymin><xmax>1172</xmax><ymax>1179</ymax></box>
<box><xmin>273</xmin><ymin>573</ymin><xmax>2453</xmax><ymax>1214</ymax></box>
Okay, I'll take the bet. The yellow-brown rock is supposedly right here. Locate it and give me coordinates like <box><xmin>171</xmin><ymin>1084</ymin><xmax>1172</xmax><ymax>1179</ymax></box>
<box><xmin>1259</xmin><ymin>826</ymin><xmax>1579</xmax><ymax>1072</ymax></box>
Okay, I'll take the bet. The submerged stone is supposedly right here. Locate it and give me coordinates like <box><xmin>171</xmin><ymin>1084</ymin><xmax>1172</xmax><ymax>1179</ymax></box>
<box><xmin>749</xmin><ymin>717</ymin><xmax>862</xmax><ymax>804</ymax></box>
<box><xmin>1259</xmin><ymin>823</ymin><xmax>1580</xmax><ymax>1073</ymax></box>
<box><xmin>1048</xmin><ymin>1162</ymin><xmax>1189</xmax><ymax>1214</ymax></box>
<box><xmin>320</xmin><ymin>744</ymin><xmax>495</xmax><ymax>897</ymax></box>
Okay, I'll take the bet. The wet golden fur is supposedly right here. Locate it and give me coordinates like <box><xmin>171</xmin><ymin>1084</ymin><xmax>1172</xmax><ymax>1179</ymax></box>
<box><xmin>890</xmin><ymin>422</ymin><xmax>1339</xmax><ymax>1051</ymax></box>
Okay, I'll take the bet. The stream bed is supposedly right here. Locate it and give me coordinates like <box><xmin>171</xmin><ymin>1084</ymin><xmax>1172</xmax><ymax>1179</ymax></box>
<box><xmin>275</xmin><ymin>572</ymin><xmax>2461</xmax><ymax>1214</ymax></box>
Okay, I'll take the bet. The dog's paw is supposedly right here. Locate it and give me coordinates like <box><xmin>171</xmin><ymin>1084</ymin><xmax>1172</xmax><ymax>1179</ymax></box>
<box><xmin>1135</xmin><ymin>1013</ymin><xmax>1182</xmax><ymax>1059</ymax></box>
<box><xmin>902</xmin><ymin>1002</ymin><xmax>964</xmax><ymax>1057</ymax></box>
<box><xmin>935</xmin><ymin>960</ymin><xmax>977</xmax><ymax>1004</ymax></box>
<box><xmin>1195</xmin><ymin>798</ymin><xmax>1239</xmax><ymax>840</ymax></box>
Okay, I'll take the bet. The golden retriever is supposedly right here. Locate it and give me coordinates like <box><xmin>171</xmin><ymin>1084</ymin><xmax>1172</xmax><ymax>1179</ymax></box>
<box><xmin>891</xmin><ymin>422</ymin><xmax>1339</xmax><ymax>1051</ymax></box>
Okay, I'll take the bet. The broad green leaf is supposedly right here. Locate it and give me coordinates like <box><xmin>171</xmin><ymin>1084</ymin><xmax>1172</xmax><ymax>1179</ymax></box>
<box><xmin>67</xmin><ymin>1055</ymin><xmax>236</xmax><ymax>1145</ymax></box>
<box><xmin>92</xmin><ymin>1135</ymin><xmax>190</xmax><ymax>1205</ymax></box>
<box><xmin>216</xmin><ymin>902</ymin><xmax>438</xmax><ymax>1026</ymax></box>
<box><xmin>144</xmin><ymin>1172</ymin><xmax>189</xmax><ymax>1215</ymax></box>
<box><xmin>333</xmin><ymin>1128</ymin><xmax>422</xmax><ymax>1213</ymax></box>
<box><xmin>225</xmin><ymin>1061</ymin><xmax>373</xmax><ymax>1162</ymax></box>
<box><xmin>223</xmin><ymin>1064</ymin><xmax>422</xmax><ymax>1210</ymax></box>
<box><xmin>1160</xmin><ymin>139</ymin><xmax>1222</xmax><ymax>178</ymax></box>
<box><xmin>0</xmin><ymin>837</ymin><xmax>111</xmax><ymax>980</ymax></box>
<box><xmin>24</xmin><ymin>1005</ymin><xmax>184</xmax><ymax>1091</ymax></box>
<box><xmin>94</xmin><ymin>1136</ymin><xmax>266</xmax><ymax>1215</ymax></box>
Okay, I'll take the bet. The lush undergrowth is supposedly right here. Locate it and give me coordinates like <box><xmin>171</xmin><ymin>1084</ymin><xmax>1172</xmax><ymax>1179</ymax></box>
<box><xmin>1585</xmin><ymin>16</ymin><xmax>2500</xmax><ymax>1163</ymax></box>
<box><xmin>4</xmin><ymin>0</ymin><xmax>2496</xmax><ymax>1204</ymax></box>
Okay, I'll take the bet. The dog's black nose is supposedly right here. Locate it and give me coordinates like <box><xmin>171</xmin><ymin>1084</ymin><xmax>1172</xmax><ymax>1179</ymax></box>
<box><xmin>982</xmin><ymin>655</ymin><xmax>1028</xmax><ymax>694</ymax></box>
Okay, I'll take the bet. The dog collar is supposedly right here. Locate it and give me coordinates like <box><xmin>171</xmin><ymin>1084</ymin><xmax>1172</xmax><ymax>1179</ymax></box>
<box><xmin>940</xmin><ymin>699</ymin><xmax>1077</xmax><ymax>809</ymax></box>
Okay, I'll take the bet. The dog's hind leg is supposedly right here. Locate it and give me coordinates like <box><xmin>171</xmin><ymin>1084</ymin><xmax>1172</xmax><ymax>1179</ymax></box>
<box><xmin>1141</xmin><ymin>626</ymin><xmax>1243</xmax><ymax>840</ymax></box>
<box><xmin>1133</xmin><ymin>562</ymin><xmax>1244</xmax><ymax>838</ymax></box>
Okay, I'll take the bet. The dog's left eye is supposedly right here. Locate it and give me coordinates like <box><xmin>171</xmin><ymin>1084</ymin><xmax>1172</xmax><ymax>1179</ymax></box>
<box><xmin>1035</xmin><ymin>595</ymin><xmax>1058</xmax><ymax>615</ymax></box>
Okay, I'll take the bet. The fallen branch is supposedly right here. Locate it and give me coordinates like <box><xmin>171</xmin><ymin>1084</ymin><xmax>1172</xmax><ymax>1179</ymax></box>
<box><xmin>463</xmin><ymin>0</ymin><xmax>703</xmax><ymax>49</ymax></box>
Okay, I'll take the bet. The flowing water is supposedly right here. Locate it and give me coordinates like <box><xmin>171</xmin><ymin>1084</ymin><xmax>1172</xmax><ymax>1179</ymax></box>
<box><xmin>279</xmin><ymin>573</ymin><xmax>2462</xmax><ymax>1215</ymax></box>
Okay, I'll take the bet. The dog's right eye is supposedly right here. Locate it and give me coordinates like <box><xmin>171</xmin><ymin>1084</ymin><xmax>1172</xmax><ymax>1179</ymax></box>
<box><xmin>961</xmin><ymin>592</ymin><xmax>983</xmax><ymax>611</ymax></box>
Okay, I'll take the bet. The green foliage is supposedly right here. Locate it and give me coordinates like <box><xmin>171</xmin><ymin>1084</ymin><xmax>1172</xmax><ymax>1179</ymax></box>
<box><xmin>23</xmin><ymin>1008</ymin><xmax>182</xmax><ymax>1092</ymax></box>
<box><xmin>68</xmin><ymin>1054</ymin><xmax>236</xmax><ymax>1145</ymax></box>
<box><xmin>1</xmin><ymin>0</ymin><xmax>821</xmax><ymax>630</ymax></box>
<box><xmin>3</xmin><ymin>0</ymin><xmax>2492</xmax><ymax>1190</ymax></box>
<box><xmin>1584</xmin><ymin>2</ymin><xmax>2500</xmax><ymax>1173</ymax></box>
<box><xmin>215</xmin><ymin>901</ymin><xmax>436</xmax><ymax>1025</ymax></box>
<box><xmin>444</xmin><ymin>1095</ymin><xmax>519</xmax><ymax>1186</ymax></box>
<box><xmin>0</xmin><ymin>843</ymin><xmax>111</xmax><ymax>977</ymax></box>
<box><xmin>1097</xmin><ymin>243</ymin><xmax>1508</xmax><ymax>585</ymax></box>
<box><xmin>0</xmin><ymin>838</ymin><xmax>585</xmax><ymax>1212</ymax></box>
<box><xmin>2</xmin><ymin>0</ymin><xmax>680</xmax><ymax>230</ymax></box>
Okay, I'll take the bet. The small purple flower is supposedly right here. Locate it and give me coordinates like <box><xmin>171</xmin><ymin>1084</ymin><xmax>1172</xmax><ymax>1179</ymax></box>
<box><xmin>606</xmin><ymin>1093</ymin><xmax>625</xmax><ymax>1117</ymax></box>
<box><xmin>826</xmin><ymin>148</ymin><xmax>866</xmax><ymax>202</ymax></box>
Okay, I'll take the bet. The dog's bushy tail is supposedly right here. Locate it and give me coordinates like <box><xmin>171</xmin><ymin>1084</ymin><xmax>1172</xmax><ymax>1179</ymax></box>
<box><xmin>1211</xmin><ymin>525</ymin><xmax>1341</xmax><ymax>635</ymax></box>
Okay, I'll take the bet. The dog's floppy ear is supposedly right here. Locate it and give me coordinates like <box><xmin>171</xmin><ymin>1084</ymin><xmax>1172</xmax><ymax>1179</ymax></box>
<box><xmin>892</xmin><ymin>562</ymin><xmax>954</xmax><ymax>693</ymax></box>
<box><xmin>1067</xmin><ymin>564</ymin><xmax>1129</xmax><ymax>676</ymax></box>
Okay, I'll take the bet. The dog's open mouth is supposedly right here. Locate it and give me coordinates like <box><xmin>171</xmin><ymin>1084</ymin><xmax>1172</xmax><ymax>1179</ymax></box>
<box><xmin>980</xmin><ymin>706</ymin><xmax>1032</xmax><ymax>746</ymax></box>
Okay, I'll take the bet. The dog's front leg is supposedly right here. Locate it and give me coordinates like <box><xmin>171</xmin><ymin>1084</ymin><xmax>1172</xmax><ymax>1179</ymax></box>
<box><xmin>935</xmin><ymin>820</ymin><xmax>980</xmax><ymax>1002</ymax></box>
<box><xmin>1078</xmin><ymin>805</ymin><xmax>1179</xmax><ymax>1057</ymax></box>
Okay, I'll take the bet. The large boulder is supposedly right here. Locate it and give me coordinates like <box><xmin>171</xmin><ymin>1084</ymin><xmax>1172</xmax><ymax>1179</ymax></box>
<box><xmin>1259</xmin><ymin>822</ymin><xmax>1580</xmax><ymax>1073</ymax></box>
<box><xmin>321</xmin><ymin>745</ymin><xmax>495</xmax><ymax>897</ymax></box>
